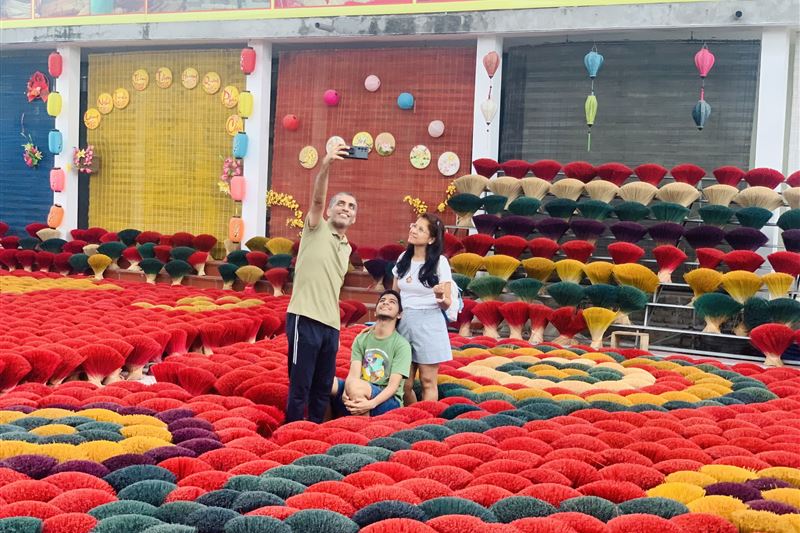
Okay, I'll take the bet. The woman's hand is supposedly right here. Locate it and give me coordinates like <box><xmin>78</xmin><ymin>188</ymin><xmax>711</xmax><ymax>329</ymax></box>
<box><xmin>433</xmin><ymin>283</ymin><xmax>451</xmax><ymax>308</ymax></box>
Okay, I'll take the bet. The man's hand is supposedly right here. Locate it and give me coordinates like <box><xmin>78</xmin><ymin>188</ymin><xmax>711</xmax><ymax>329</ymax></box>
<box><xmin>323</xmin><ymin>143</ymin><xmax>349</xmax><ymax>167</ymax></box>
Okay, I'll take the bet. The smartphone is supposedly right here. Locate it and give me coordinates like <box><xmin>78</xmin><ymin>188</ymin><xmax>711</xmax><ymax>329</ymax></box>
<box><xmin>343</xmin><ymin>146</ymin><xmax>369</xmax><ymax>160</ymax></box>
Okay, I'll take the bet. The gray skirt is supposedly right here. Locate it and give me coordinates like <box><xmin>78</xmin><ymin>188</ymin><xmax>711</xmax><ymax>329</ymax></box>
<box><xmin>397</xmin><ymin>308</ymin><xmax>453</xmax><ymax>365</ymax></box>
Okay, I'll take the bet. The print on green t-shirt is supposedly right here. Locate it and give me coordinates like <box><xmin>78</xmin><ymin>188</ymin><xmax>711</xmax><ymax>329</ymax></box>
<box><xmin>351</xmin><ymin>330</ymin><xmax>412</xmax><ymax>403</ymax></box>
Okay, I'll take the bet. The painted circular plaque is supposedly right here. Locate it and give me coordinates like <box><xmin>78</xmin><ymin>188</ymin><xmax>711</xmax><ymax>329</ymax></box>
<box><xmin>84</xmin><ymin>108</ymin><xmax>102</xmax><ymax>130</ymax></box>
<box><xmin>374</xmin><ymin>133</ymin><xmax>395</xmax><ymax>156</ymax></box>
<box><xmin>202</xmin><ymin>72</ymin><xmax>221</xmax><ymax>94</ymax></box>
<box><xmin>181</xmin><ymin>68</ymin><xmax>199</xmax><ymax>89</ymax></box>
<box><xmin>410</xmin><ymin>145</ymin><xmax>431</xmax><ymax>170</ymax></box>
<box><xmin>221</xmin><ymin>85</ymin><xmax>240</xmax><ymax>108</ymax></box>
<box><xmin>438</xmin><ymin>152</ymin><xmax>460</xmax><ymax>177</ymax></box>
<box><xmin>131</xmin><ymin>69</ymin><xmax>149</xmax><ymax>91</ymax></box>
<box><xmin>225</xmin><ymin>114</ymin><xmax>244</xmax><ymax>136</ymax></box>
<box><xmin>351</xmin><ymin>131</ymin><xmax>374</xmax><ymax>153</ymax></box>
<box><xmin>326</xmin><ymin>136</ymin><xmax>346</xmax><ymax>154</ymax></box>
<box><xmin>112</xmin><ymin>88</ymin><xmax>129</xmax><ymax>109</ymax></box>
<box><xmin>97</xmin><ymin>93</ymin><xmax>114</xmax><ymax>115</ymax></box>
<box><xmin>155</xmin><ymin>67</ymin><xmax>173</xmax><ymax>89</ymax></box>
<box><xmin>299</xmin><ymin>146</ymin><xmax>319</xmax><ymax>169</ymax></box>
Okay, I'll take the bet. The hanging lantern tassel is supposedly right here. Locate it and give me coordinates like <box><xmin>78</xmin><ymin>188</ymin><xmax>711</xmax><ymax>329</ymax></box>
<box><xmin>585</xmin><ymin>94</ymin><xmax>598</xmax><ymax>151</ymax></box>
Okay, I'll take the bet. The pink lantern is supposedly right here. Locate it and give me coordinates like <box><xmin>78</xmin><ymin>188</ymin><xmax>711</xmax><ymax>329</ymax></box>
<box><xmin>364</xmin><ymin>75</ymin><xmax>381</xmax><ymax>92</ymax></box>
<box><xmin>230</xmin><ymin>175</ymin><xmax>246</xmax><ymax>201</ymax></box>
<box><xmin>323</xmin><ymin>89</ymin><xmax>340</xmax><ymax>106</ymax></box>
<box><xmin>428</xmin><ymin>120</ymin><xmax>445</xmax><ymax>138</ymax></box>
<box><xmin>483</xmin><ymin>51</ymin><xmax>500</xmax><ymax>78</ymax></box>
<box><xmin>282</xmin><ymin>114</ymin><xmax>300</xmax><ymax>131</ymax></box>
<box><xmin>50</xmin><ymin>167</ymin><xmax>65</xmax><ymax>192</ymax></box>
<box><xmin>694</xmin><ymin>45</ymin><xmax>715</xmax><ymax>78</ymax></box>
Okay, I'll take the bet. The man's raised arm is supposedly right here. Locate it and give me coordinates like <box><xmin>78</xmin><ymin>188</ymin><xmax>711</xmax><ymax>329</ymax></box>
<box><xmin>307</xmin><ymin>143</ymin><xmax>348</xmax><ymax>230</ymax></box>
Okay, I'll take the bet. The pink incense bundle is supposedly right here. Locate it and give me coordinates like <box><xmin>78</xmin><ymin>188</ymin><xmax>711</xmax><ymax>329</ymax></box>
<box><xmin>77</xmin><ymin>344</ymin><xmax>125</xmax><ymax>386</ymax></box>
<box><xmin>767</xmin><ymin>251</ymin><xmax>800</xmax><ymax>277</ymax></box>
<box><xmin>36</xmin><ymin>251</ymin><xmax>55</xmax><ymax>272</ymax></box>
<box><xmin>723</xmin><ymin>250</ymin><xmax>765</xmax><ymax>273</ymax></box>
<box><xmin>653</xmin><ymin>245</ymin><xmax>688</xmax><ymax>283</ymax></box>
<box><xmin>560</xmin><ymin>240</ymin><xmax>595</xmax><ymax>263</ymax></box>
<box><xmin>123</xmin><ymin>334</ymin><xmax>163</xmax><ymax>381</ymax></box>
<box><xmin>550</xmin><ymin>307</ymin><xmax>586</xmax><ymax>346</ymax></box>
<box><xmin>695</xmin><ymin>248</ymin><xmax>725</xmax><ymax>269</ymax></box>
<box><xmin>264</xmin><ymin>268</ymin><xmax>290</xmax><ymax>296</ymax></box>
<box><xmin>499</xmin><ymin>301</ymin><xmax>531</xmax><ymax>339</ymax></box>
<box><xmin>528</xmin><ymin>238</ymin><xmax>560</xmax><ymax>260</ymax></box>
<box><xmin>750</xmin><ymin>323</ymin><xmax>795</xmax><ymax>367</ymax></box>
<box><xmin>528</xmin><ymin>303</ymin><xmax>553</xmax><ymax>344</ymax></box>
<box><xmin>462</xmin><ymin>234</ymin><xmax>495</xmax><ymax>256</ymax></box>
<box><xmin>608</xmin><ymin>242</ymin><xmax>645</xmax><ymax>265</ymax></box>
<box><xmin>472</xmin><ymin>300</ymin><xmax>504</xmax><ymax>339</ymax></box>
<box><xmin>455</xmin><ymin>298</ymin><xmax>477</xmax><ymax>337</ymax></box>
<box><xmin>634</xmin><ymin>163</ymin><xmax>668</xmax><ymax>187</ymax></box>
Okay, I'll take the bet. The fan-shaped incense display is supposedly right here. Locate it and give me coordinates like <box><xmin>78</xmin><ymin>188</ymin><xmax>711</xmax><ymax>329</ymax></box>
<box><xmin>750</xmin><ymin>324</ymin><xmax>794</xmax><ymax>367</ymax></box>
<box><xmin>777</xmin><ymin>209</ymin><xmax>800</xmax><ymax>231</ymax></box>
<box><xmin>577</xmin><ymin>199</ymin><xmax>613</xmax><ymax>221</ymax></box>
<box><xmin>488</xmin><ymin>177</ymin><xmax>523</xmax><ymax>208</ymax></box>
<box><xmin>528</xmin><ymin>303</ymin><xmax>553</xmax><ymax>344</ymax></box>
<box><xmin>613</xmin><ymin>263</ymin><xmax>660</xmax><ymax>293</ymax></box>
<box><xmin>608</xmin><ymin>242</ymin><xmax>645</xmax><ymax>265</ymax></box>
<box><xmin>693</xmin><ymin>293</ymin><xmax>742</xmax><ymax>333</ymax></box>
<box><xmin>744</xmin><ymin>167</ymin><xmax>785</xmax><ymax>189</ymax></box>
<box><xmin>616</xmin><ymin>285</ymin><xmax>648</xmax><ymax>325</ymax></box>
<box><xmin>761</xmin><ymin>272</ymin><xmax>794</xmax><ymax>299</ymax></box>
<box><xmin>784</xmin><ymin>187</ymin><xmax>800</xmax><ymax>210</ymax></box>
<box><xmin>522</xmin><ymin>257</ymin><xmax>556</xmax><ymax>281</ymax></box>
<box><xmin>472</xmin><ymin>159</ymin><xmax>500</xmax><ymax>179</ymax></box>
<box><xmin>550</xmin><ymin>306</ymin><xmax>586</xmax><ymax>345</ymax></box>
<box><xmin>483</xmin><ymin>255</ymin><xmax>521</xmax><ymax>280</ymax></box>
<box><xmin>462</xmin><ymin>234</ymin><xmax>495</xmax><ymax>256</ymax></box>
<box><xmin>473</xmin><ymin>214</ymin><xmax>501</xmax><ymax>235</ymax></box>
<box><xmin>712</xmin><ymin>166</ymin><xmax>745</xmax><ymax>187</ymax></box>
<box><xmin>528</xmin><ymin>237</ymin><xmax>560</xmax><ymax>259</ymax></box>
<box><xmin>610</xmin><ymin>222</ymin><xmax>647</xmax><ymax>243</ymax></box>
<box><xmin>653</xmin><ymin>245</ymin><xmax>688</xmax><ymax>283</ymax></box>
<box><xmin>453</xmin><ymin>174</ymin><xmax>490</xmax><ymax>196</ymax></box>
<box><xmin>614</xmin><ymin>202</ymin><xmax>651</xmax><ymax>222</ymax></box>
<box><xmin>217</xmin><ymin>262</ymin><xmax>238</xmax><ymax>290</ymax></box>
<box><xmin>684</xmin><ymin>268</ymin><xmax>723</xmax><ymax>301</ymax></box>
<box><xmin>725</xmin><ymin>227</ymin><xmax>769</xmax><ymax>251</ymax></box>
<box><xmin>733</xmin><ymin>187</ymin><xmax>784</xmax><ymax>211</ymax></box>
<box><xmin>569</xmin><ymin>219</ymin><xmax>606</xmax><ymax>244</ymax></box>
<box><xmin>695</xmin><ymin>247</ymin><xmax>725</xmax><ymax>269</ymax></box>
<box><xmin>783</xmin><ymin>229</ymin><xmax>800</xmax><ymax>252</ymax></box>
<box><xmin>481</xmin><ymin>194</ymin><xmax>508</xmax><ymax>215</ymax></box>
<box><xmin>520</xmin><ymin>177</ymin><xmax>551</xmax><ymax>200</ymax></box>
<box><xmin>584</xmin><ymin>283</ymin><xmax>618</xmax><ymax>308</ymax></box>
<box><xmin>507</xmin><ymin>197</ymin><xmax>541</xmax><ymax>217</ymax></box>
<box><xmin>698</xmin><ymin>205</ymin><xmax>734</xmax><ymax>226</ymax></box>
<box><xmin>471</xmin><ymin>300</ymin><xmax>504</xmax><ymax>338</ymax></box>
<box><xmin>769</xmin><ymin>298</ymin><xmax>800</xmax><ymax>327</ymax></box>
<box><xmin>583</xmin><ymin>307</ymin><xmax>618</xmax><ymax>349</ymax></box>
<box><xmin>555</xmin><ymin>259</ymin><xmax>586</xmax><ymax>284</ymax></box>
<box><xmin>767</xmin><ymin>251</ymin><xmax>800</xmax><ymax>277</ymax></box>
<box><xmin>721</xmin><ymin>270</ymin><xmax>763</xmax><ymax>304</ymax></box>
<box><xmin>235</xmin><ymin>265</ymin><xmax>265</xmax><ymax>293</ymax></box>
<box><xmin>651</xmin><ymin>202</ymin><xmax>690</xmax><ymax>223</ymax></box>
<box><xmin>619</xmin><ymin>182</ymin><xmax>658</xmax><ymax>205</ymax></box>
<box><xmin>528</xmin><ymin>159</ymin><xmax>562</xmax><ymax>181</ymax></box>
<box><xmin>499</xmin><ymin>301</ymin><xmax>532</xmax><ymax>339</ymax></box>
<box><xmin>550</xmin><ymin>178</ymin><xmax>585</xmax><ymax>201</ymax></box>
<box><xmin>684</xmin><ymin>225</ymin><xmax>725</xmax><ymax>249</ymax></box>
<box><xmin>506</xmin><ymin>278</ymin><xmax>544</xmax><ymax>302</ymax></box>
<box><xmin>656</xmin><ymin>182</ymin><xmax>701</xmax><ymax>208</ymax></box>
<box><xmin>735</xmin><ymin>207</ymin><xmax>773</xmax><ymax>230</ymax></box>
<box><xmin>560</xmin><ymin>240</ymin><xmax>595</xmax><ymax>262</ymax></box>
<box><xmin>165</xmin><ymin>259</ymin><xmax>194</xmax><ymax>286</ymax></box>
<box><xmin>450</xmin><ymin>253</ymin><xmax>485</xmax><ymax>278</ymax></box>
<box><xmin>596</xmin><ymin>162</ymin><xmax>633</xmax><ymax>187</ymax></box>
<box><xmin>467</xmin><ymin>275</ymin><xmax>507</xmax><ymax>301</ymax></box>
<box><xmin>443</xmin><ymin>232</ymin><xmax>465</xmax><ymax>258</ymax></box>
<box><xmin>492</xmin><ymin>235</ymin><xmax>527</xmax><ymax>257</ymax></box>
<box><xmin>501</xmin><ymin>159</ymin><xmax>531</xmax><ymax>178</ymax></box>
<box><xmin>723</xmin><ymin>250</ymin><xmax>765</xmax><ymax>273</ymax></box>
<box><xmin>670</xmin><ymin>164</ymin><xmax>706</xmax><ymax>186</ymax></box>
<box><xmin>87</xmin><ymin>253</ymin><xmax>113</xmax><ymax>281</ymax></box>
<box><xmin>563</xmin><ymin>161</ymin><xmax>597</xmax><ymax>183</ymax></box>
<box><xmin>140</xmin><ymin>258</ymin><xmax>164</xmax><ymax>285</ymax></box>
<box><xmin>703</xmin><ymin>184</ymin><xmax>740</xmax><ymax>207</ymax></box>
<box><xmin>448</xmin><ymin>193</ymin><xmax>484</xmax><ymax>227</ymax></box>
<box><xmin>584</xmin><ymin>180</ymin><xmax>620</xmax><ymax>203</ymax></box>
<box><xmin>634</xmin><ymin>163</ymin><xmax>669</xmax><ymax>187</ymax></box>
<box><xmin>536</xmin><ymin>218</ymin><xmax>570</xmax><ymax>240</ymax></box>
<box><xmin>497</xmin><ymin>215</ymin><xmax>537</xmax><ymax>238</ymax></box>
<box><xmin>583</xmin><ymin>261</ymin><xmax>615</xmax><ymax>285</ymax></box>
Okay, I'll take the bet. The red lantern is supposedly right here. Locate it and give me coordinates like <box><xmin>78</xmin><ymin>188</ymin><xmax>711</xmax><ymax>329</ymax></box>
<box><xmin>282</xmin><ymin>114</ymin><xmax>300</xmax><ymax>131</ymax></box>
<box><xmin>483</xmin><ymin>51</ymin><xmax>500</xmax><ymax>79</ymax></box>
<box><xmin>50</xmin><ymin>167</ymin><xmax>65</xmax><ymax>192</ymax></box>
<box><xmin>48</xmin><ymin>51</ymin><xmax>63</xmax><ymax>78</ymax></box>
<box><xmin>230</xmin><ymin>176</ymin><xmax>246</xmax><ymax>201</ymax></box>
<box><xmin>240</xmin><ymin>47</ymin><xmax>256</xmax><ymax>75</ymax></box>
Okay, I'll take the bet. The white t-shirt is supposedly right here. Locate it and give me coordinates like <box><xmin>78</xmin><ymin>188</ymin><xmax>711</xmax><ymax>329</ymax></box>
<box><xmin>392</xmin><ymin>254</ymin><xmax>453</xmax><ymax>310</ymax></box>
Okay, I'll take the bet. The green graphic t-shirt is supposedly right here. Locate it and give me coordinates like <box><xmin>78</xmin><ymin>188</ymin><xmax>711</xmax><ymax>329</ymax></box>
<box><xmin>351</xmin><ymin>330</ymin><xmax>412</xmax><ymax>403</ymax></box>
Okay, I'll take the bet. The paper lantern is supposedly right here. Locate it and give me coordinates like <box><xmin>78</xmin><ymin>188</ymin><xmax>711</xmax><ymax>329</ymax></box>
<box><xmin>483</xmin><ymin>51</ymin><xmax>500</xmax><ymax>79</ymax></box>
<box><xmin>48</xmin><ymin>129</ymin><xmax>63</xmax><ymax>154</ymax></box>
<box><xmin>323</xmin><ymin>90</ymin><xmax>340</xmax><ymax>106</ymax></box>
<box><xmin>48</xmin><ymin>51</ymin><xmax>63</xmax><ymax>78</ymax></box>
<box><xmin>229</xmin><ymin>216</ymin><xmax>244</xmax><ymax>243</ymax></box>
<box><xmin>397</xmin><ymin>92</ymin><xmax>414</xmax><ymax>110</ymax></box>
<box><xmin>584</xmin><ymin>50</ymin><xmax>604</xmax><ymax>79</ymax></box>
<box><xmin>428</xmin><ymin>120</ymin><xmax>445</xmax><ymax>138</ymax></box>
<box><xmin>47</xmin><ymin>91</ymin><xmax>62</xmax><ymax>117</ymax></box>
<box><xmin>230</xmin><ymin>176</ymin><xmax>246</xmax><ymax>201</ymax></box>
<box><xmin>692</xmin><ymin>99</ymin><xmax>711</xmax><ymax>130</ymax></box>
<box><xmin>364</xmin><ymin>75</ymin><xmax>381</xmax><ymax>92</ymax></box>
<box><xmin>583</xmin><ymin>45</ymin><xmax>604</xmax><ymax>151</ymax></box>
<box><xmin>238</xmin><ymin>91</ymin><xmax>253</xmax><ymax>118</ymax></box>
<box><xmin>585</xmin><ymin>94</ymin><xmax>598</xmax><ymax>149</ymax></box>
<box><xmin>48</xmin><ymin>205</ymin><xmax>64</xmax><ymax>229</ymax></box>
<box><xmin>50</xmin><ymin>168</ymin><xmax>65</xmax><ymax>193</ymax></box>
<box><xmin>233</xmin><ymin>133</ymin><xmax>248</xmax><ymax>159</ymax></box>
<box><xmin>240</xmin><ymin>47</ymin><xmax>256</xmax><ymax>74</ymax></box>
<box><xmin>480</xmin><ymin>99</ymin><xmax>497</xmax><ymax>124</ymax></box>
<box><xmin>282</xmin><ymin>114</ymin><xmax>300</xmax><ymax>131</ymax></box>
<box><xmin>695</xmin><ymin>45</ymin><xmax>716</xmax><ymax>78</ymax></box>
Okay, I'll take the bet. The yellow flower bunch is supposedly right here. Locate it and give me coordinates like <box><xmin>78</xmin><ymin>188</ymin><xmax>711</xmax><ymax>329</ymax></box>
<box><xmin>266</xmin><ymin>190</ymin><xmax>304</xmax><ymax>229</ymax></box>
<box><xmin>403</xmin><ymin>195</ymin><xmax>428</xmax><ymax>216</ymax></box>
<box><xmin>437</xmin><ymin>181</ymin><xmax>457</xmax><ymax>212</ymax></box>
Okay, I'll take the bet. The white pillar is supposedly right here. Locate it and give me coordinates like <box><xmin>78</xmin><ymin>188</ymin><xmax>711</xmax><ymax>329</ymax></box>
<box><xmin>787</xmin><ymin>33</ymin><xmax>800</xmax><ymax>175</ymax></box>
<box><xmin>53</xmin><ymin>45</ymin><xmax>81</xmax><ymax>240</ymax></box>
<box><xmin>471</xmin><ymin>36</ymin><xmax>503</xmax><ymax>165</ymax></box>
<box><xmin>753</xmin><ymin>29</ymin><xmax>792</xmax><ymax>252</ymax></box>
<box><xmin>241</xmin><ymin>40</ymin><xmax>272</xmax><ymax>246</ymax></box>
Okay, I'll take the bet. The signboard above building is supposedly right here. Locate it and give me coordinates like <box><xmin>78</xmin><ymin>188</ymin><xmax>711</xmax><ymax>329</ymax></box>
<box><xmin>3</xmin><ymin>0</ymin><xmax>708</xmax><ymax>28</ymax></box>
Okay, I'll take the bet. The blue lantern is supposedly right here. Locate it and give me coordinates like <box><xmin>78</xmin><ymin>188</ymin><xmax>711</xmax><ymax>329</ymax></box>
<box><xmin>692</xmin><ymin>99</ymin><xmax>711</xmax><ymax>130</ymax></box>
<box><xmin>397</xmin><ymin>92</ymin><xmax>414</xmax><ymax>110</ymax></box>
<box><xmin>584</xmin><ymin>49</ymin><xmax>604</xmax><ymax>79</ymax></box>
<box><xmin>233</xmin><ymin>133</ymin><xmax>248</xmax><ymax>159</ymax></box>
<box><xmin>48</xmin><ymin>129</ymin><xmax>63</xmax><ymax>155</ymax></box>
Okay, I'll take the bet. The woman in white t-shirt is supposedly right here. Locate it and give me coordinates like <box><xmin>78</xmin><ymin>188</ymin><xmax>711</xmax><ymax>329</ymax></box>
<box><xmin>392</xmin><ymin>213</ymin><xmax>453</xmax><ymax>404</ymax></box>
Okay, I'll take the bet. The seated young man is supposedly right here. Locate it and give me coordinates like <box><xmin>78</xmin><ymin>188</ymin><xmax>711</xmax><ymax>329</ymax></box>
<box><xmin>331</xmin><ymin>290</ymin><xmax>411</xmax><ymax>417</ymax></box>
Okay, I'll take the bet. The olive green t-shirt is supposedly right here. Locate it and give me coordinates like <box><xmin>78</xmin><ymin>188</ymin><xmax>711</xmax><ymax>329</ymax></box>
<box><xmin>287</xmin><ymin>218</ymin><xmax>351</xmax><ymax>329</ymax></box>
<box><xmin>351</xmin><ymin>330</ymin><xmax>412</xmax><ymax>403</ymax></box>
